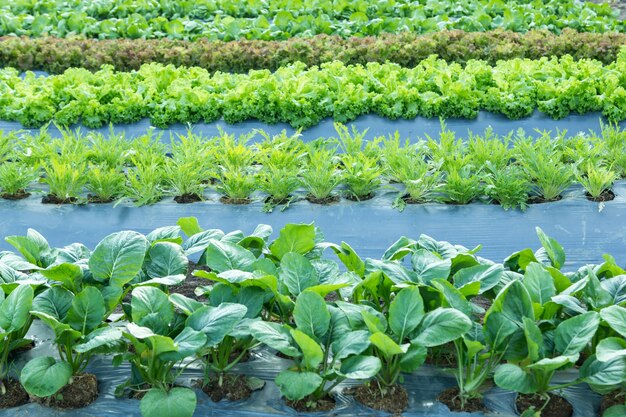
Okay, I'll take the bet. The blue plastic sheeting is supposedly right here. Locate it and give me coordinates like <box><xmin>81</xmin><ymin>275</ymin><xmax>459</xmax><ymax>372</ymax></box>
<box><xmin>0</xmin><ymin>321</ymin><xmax>602</xmax><ymax>417</ymax></box>
<box><xmin>1</xmin><ymin>182</ymin><xmax>625</xmax><ymax>271</ymax></box>
<box><xmin>0</xmin><ymin>111</ymin><xmax>621</xmax><ymax>143</ymax></box>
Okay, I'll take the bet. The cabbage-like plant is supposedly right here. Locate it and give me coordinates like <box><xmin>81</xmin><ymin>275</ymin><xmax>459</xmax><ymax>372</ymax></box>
<box><xmin>0</xmin><ymin>285</ymin><xmax>34</xmax><ymax>397</ymax></box>
<box><xmin>492</xmin><ymin>280</ymin><xmax>625</xmax><ymax>415</ymax></box>
<box><xmin>21</xmin><ymin>286</ymin><xmax>124</xmax><ymax>405</ymax></box>
<box><xmin>117</xmin><ymin>287</ymin><xmax>206</xmax><ymax>417</ymax></box>
<box><xmin>250</xmin><ymin>292</ymin><xmax>381</xmax><ymax>410</ymax></box>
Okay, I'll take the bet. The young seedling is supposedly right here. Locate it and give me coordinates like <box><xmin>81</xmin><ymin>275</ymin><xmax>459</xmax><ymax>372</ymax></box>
<box><xmin>300</xmin><ymin>146</ymin><xmax>341</xmax><ymax>203</ymax></box>
<box><xmin>86</xmin><ymin>165</ymin><xmax>126</xmax><ymax>203</ymax></box>
<box><xmin>0</xmin><ymin>163</ymin><xmax>39</xmax><ymax>199</ymax></box>
<box><xmin>577</xmin><ymin>162</ymin><xmax>618</xmax><ymax>202</ymax></box>
<box><xmin>124</xmin><ymin>160</ymin><xmax>165</xmax><ymax>206</ymax></box>
<box><xmin>42</xmin><ymin>158</ymin><xmax>87</xmax><ymax>204</ymax></box>
<box><xmin>341</xmin><ymin>153</ymin><xmax>382</xmax><ymax>201</ymax></box>
<box><xmin>442</xmin><ymin>164</ymin><xmax>483</xmax><ymax>205</ymax></box>
<box><xmin>484</xmin><ymin>162</ymin><xmax>531</xmax><ymax>210</ymax></box>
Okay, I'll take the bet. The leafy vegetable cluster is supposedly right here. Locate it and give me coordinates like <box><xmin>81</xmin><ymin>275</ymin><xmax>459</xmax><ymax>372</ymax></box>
<box><xmin>1</xmin><ymin>123</ymin><xmax>625</xmax><ymax>209</ymax></box>
<box><xmin>6</xmin><ymin>51</ymin><xmax>626</xmax><ymax>128</ymax></box>
<box><xmin>1</xmin><ymin>219</ymin><xmax>625</xmax><ymax>417</ymax></box>
<box><xmin>0</xmin><ymin>0</ymin><xmax>621</xmax><ymax>40</ymax></box>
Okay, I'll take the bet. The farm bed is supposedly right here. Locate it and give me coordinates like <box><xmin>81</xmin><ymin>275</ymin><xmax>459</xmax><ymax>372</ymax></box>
<box><xmin>0</xmin><ymin>321</ymin><xmax>600</xmax><ymax>417</ymax></box>
<box><xmin>0</xmin><ymin>182</ymin><xmax>625</xmax><ymax>269</ymax></box>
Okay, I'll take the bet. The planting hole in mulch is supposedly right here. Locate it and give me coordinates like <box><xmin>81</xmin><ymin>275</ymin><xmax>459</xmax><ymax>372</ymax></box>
<box><xmin>586</xmin><ymin>189</ymin><xmax>615</xmax><ymax>202</ymax></box>
<box><xmin>41</xmin><ymin>194</ymin><xmax>77</xmax><ymax>204</ymax></box>
<box><xmin>400</xmin><ymin>194</ymin><xmax>426</xmax><ymax>205</ymax></box>
<box><xmin>306</xmin><ymin>194</ymin><xmax>340</xmax><ymax>204</ymax></box>
<box><xmin>515</xmin><ymin>393</ymin><xmax>573</xmax><ymax>417</ymax></box>
<box><xmin>438</xmin><ymin>387</ymin><xmax>486</xmax><ymax>413</ymax></box>
<box><xmin>527</xmin><ymin>195</ymin><xmax>562</xmax><ymax>205</ymax></box>
<box><xmin>285</xmin><ymin>393</ymin><xmax>335</xmax><ymax>413</ymax></box>
<box><xmin>600</xmin><ymin>390</ymin><xmax>625</xmax><ymax>415</ymax></box>
<box><xmin>8</xmin><ymin>339</ymin><xmax>35</xmax><ymax>358</ymax></box>
<box><xmin>425</xmin><ymin>343</ymin><xmax>457</xmax><ymax>368</ymax></box>
<box><xmin>201</xmin><ymin>374</ymin><xmax>263</xmax><ymax>402</ymax></box>
<box><xmin>33</xmin><ymin>373</ymin><xmax>98</xmax><ymax>409</ymax></box>
<box><xmin>345</xmin><ymin>193</ymin><xmax>375</xmax><ymax>202</ymax></box>
<box><xmin>87</xmin><ymin>194</ymin><xmax>114</xmax><ymax>204</ymax></box>
<box><xmin>348</xmin><ymin>380</ymin><xmax>408</xmax><ymax>414</ymax></box>
<box><xmin>2</xmin><ymin>190</ymin><xmax>30</xmax><ymax>200</ymax></box>
<box><xmin>0</xmin><ymin>378</ymin><xmax>29</xmax><ymax>408</ymax></box>
<box><xmin>174</xmin><ymin>193</ymin><xmax>202</xmax><ymax>204</ymax></box>
<box><xmin>220</xmin><ymin>196</ymin><xmax>252</xmax><ymax>205</ymax></box>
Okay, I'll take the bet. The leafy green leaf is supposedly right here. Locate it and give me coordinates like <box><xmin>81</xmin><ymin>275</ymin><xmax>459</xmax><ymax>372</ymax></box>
<box><xmin>389</xmin><ymin>286</ymin><xmax>424</xmax><ymax>339</ymax></box>
<box><xmin>275</xmin><ymin>370</ymin><xmax>322</xmax><ymax>401</ymax></box>
<box><xmin>21</xmin><ymin>356</ymin><xmax>72</xmax><ymax>397</ymax></box>
<box><xmin>293</xmin><ymin>291</ymin><xmax>329</xmax><ymax>340</ymax></box>
<box><xmin>140</xmin><ymin>387</ymin><xmax>196</xmax><ymax>417</ymax></box>
<box><xmin>89</xmin><ymin>231</ymin><xmax>148</xmax><ymax>287</ymax></box>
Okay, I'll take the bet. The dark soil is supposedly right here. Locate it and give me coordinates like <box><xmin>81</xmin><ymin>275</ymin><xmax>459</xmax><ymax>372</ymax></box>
<box><xmin>130</xmin><ymin>384</ymin><xmax>151</xmax><ymax>400</ymax></box>
<box><xmin>0</xmin><ymin>378</ymin><xmax>29</xmax><ymax>408</ymax></box>
<box><xmin>201</xmin><ymin>374</ymin><xmax>252</xmax><ymax>402</ymax></box>
<box><xmin>220</xmin><ymin>196</ymin><xmax>251</xmax><ymax>205</ymax></box>
<box><xmin>515</xmin><ymin>393</ymin><xmax>573</xmax><ymax>417</ymax></box>
<box><xmin>42</xmin><ymin>194</ymin><xmax>78</xmax><ymax>204</ymax></box>
<box><xmin>400</xmin><ymin>194</ymin><xmax>425</xmax><ymax>205</ymax></box>
<box><xmin>471</xmin><ymin>295</ymin><xmax>492</xmax><ymax>324</ymax></box>
<box><xmin>527</xmin><ymin>195</ymin><xmax>562</xmax><ymax>205</ymax></box>
<box><xmin>443</xmin><ymin>199</ymin><xmax>472</xmax><ymax>205</ymax></box>
<box><xmin>264</xmin><ymin>196</ymin><xmax>290</xmax><ymax>206</ymax></box>
<box><xmin>600</xmin><ymin>390</ymin><xmax>624</xmax><ymax>415</ymax></box>
<box><xmin>324</xmin><ymin>292</ymin><xmax>340</xmax><ymax>302</ymax></box>
<box><xmin>345</xmin><ymin>193</ymin><xmax>374</xmax><ymax>202</ymax></box>
<box><xmin>350</xmin><ymin>380</ymin><xmax>408</xmax><ymax>414</ymax></box>
<box><xmin>585</xmin><ymin>189</ymin><xmax>615</xmax><ymax>202</ymax></box>
<box><xmin>33</xmin><ymin>373</ymin><xmax>98</xmax><ymax>409</ymax></box>
<box><xmin>438</xmin><ymin>387</ymin><xmax>486</xmax><ymax>413</ymax></box>
<box><xmin>285</xmin><ymin>393</ymin><xmax>335</xmax><ymax>412</ymax></box>
<box><xmin>425</xmin><ymin>343</ymin><xmax>457</xmax><ymax>368</ymax></box>
<box><xmin>8</xmin><ymin>339</ymin><xmax>36</xmax><ymax>358</ymax></box>
<box><xmin>2</xmin><ymin>190</ymin><xmax>30</xmax><ymax>200</ymax></box>
<box><xmin>306</xmin><ymin>194</ymin><xmax>340</xmax><ymax>204</ymax></box>
<box><xmin>169</xmin><ymin>261</ymin><xmax>212</xmax><ymax>300</ymax></box>
<box><xmin>87</xmin><ymin>194</ymin><xmax>114</xmax><ymax>204</ymax></box>
<box><xmin>174</xmin><ymin>193</ymin><xmax>202</xmax><ymax>204</ymax></box>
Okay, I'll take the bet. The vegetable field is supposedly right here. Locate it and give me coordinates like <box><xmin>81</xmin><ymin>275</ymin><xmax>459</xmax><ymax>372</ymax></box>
<box><xmin>0</xmin><ymin>1</ymin><xmax>625</xmax><ymax>417</ymax></box>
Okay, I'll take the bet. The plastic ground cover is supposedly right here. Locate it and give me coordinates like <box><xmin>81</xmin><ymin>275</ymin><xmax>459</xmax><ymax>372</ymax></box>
<box><xmin>0</xmin><ymin>321</ymin><xmax>602</xmax><ymax>417</ymax></box>
<box><xmin>1</xmin><ymin>182</ymin><xmax>625</xmax><ymax>270</ymax></box>
<box><xmin>0</xmin><ymin>111</ymin><xmax>623</xmax><ymax>142</ymax></box>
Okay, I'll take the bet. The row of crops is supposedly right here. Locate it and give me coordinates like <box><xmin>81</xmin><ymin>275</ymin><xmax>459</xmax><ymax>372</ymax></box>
<box><xmin>1</xmin><ymin>124</ymin><xmax>625</xmax><ymax>210</ymax></box>
<box><xmin>5</xmin><ymin>54</ymin><xmax>626</xmax><ymax>129</ymax></box>
<box><xmin>3</xmin><ymin>30</ymin><xmax>626</xmax><ymax>74</ymax></box>
<box><xmin>1</xmin><ymin>220</ymin><xmax>625</xmax><ymax>417</ymax></box>
<box><xmin>0</xmin><ymin>0</ymin><xmax>620</xmax><ymax>39</ymax></box>
<box><xmin>2</xmin><ymin>0</ymin><xmax>626</xmax><ymax>417</ymax></box>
